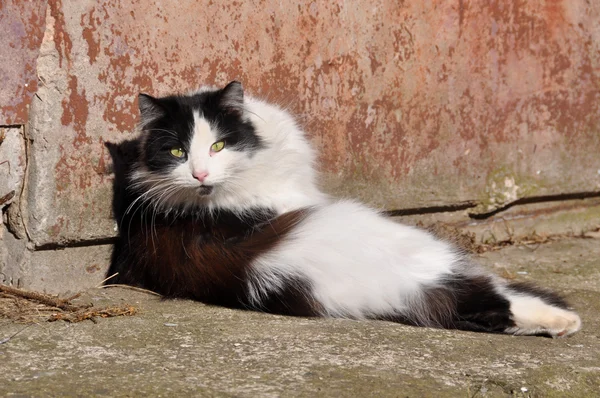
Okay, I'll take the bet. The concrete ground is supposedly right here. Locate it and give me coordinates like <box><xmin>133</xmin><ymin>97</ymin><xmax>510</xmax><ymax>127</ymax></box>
<box><xmin>0</xmin><ymin>237</ymin><xmax>599</xmax><ymax>397</ymax></box>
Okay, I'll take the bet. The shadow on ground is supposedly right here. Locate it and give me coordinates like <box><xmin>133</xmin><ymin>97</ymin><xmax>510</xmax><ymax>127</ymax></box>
<box><xmin>1</xmin><ymin>237</ymin><xmax>599</xmax><ymax>397</ymax></box>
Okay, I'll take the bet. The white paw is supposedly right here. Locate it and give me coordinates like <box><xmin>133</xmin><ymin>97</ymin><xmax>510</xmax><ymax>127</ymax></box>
<box><xmin>534</xmin><ymin>309</ymin><xmax>581</xmax><ymax>338</ymax></box>
<box><xmin>506</xmin><ymin>295</ymin><xmax>582</xmax><ymax>337</ymax></box>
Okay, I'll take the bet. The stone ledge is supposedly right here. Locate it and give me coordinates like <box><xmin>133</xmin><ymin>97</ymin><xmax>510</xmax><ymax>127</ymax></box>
<box><xmin>0</xmin><ymin>237</ymin><xmax>598</xmax><ymax>396</ymax></box>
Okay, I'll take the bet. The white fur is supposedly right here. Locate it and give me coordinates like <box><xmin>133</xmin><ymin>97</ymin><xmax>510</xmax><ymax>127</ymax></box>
<box><xmin>249</xmin><ymin>200</ymin><xmax>459</xmax><ymax>319</ymax></box>
<box><xmin>502</xmin><ymin>290</ymin><xmax>582</xmax><ymax>337</ymax></box>
<box><xmin>205</xmin><ymin>97</ymin><xmax>327</xmax><ymax>214</ymax></box>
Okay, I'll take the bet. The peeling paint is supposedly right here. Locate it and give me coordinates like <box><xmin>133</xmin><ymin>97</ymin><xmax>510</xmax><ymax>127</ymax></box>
<box><xmin>48</xmin><ymin>0</ymin><xmax>73</xmax><ymax>69</ymax></box>
<box><xmin>81</xmin><ymin>9</ymin><xmax>100</xmax><ymax>64</ymax></box>
<box><xmin>0</xmin><ymin>0</ymin><xmax>47</xmax><ymax>124</ymax></box>
<box><xmin>61</xmin><ymin>76</ymin><xmax>90</xmax><ymax>148</ymax></box>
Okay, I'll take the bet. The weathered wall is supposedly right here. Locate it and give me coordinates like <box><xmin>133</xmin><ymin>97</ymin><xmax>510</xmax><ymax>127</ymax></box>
<box><xmin>1</xmin><ymin>0</ymin><xmax>599</xmax><ymax>291</ymax></box>
<box><xmin>0</xmin><ymin>0</ymin><xmax>47</xmax><ymax>125</ymax></box>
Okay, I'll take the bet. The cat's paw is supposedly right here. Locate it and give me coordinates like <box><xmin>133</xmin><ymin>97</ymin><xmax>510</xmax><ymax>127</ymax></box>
<box><xmin>521</xmin><ymin>309</ymin><xmax>581</xmax><ymax>338</ymax></box>
<box><xmin>547</xmin><ymin>310</ymin><xmax>582</xmax><ymax>337</ymax></box>
<box><xmin>506</xmin><ymin>295</ymin><xmax>582</xmax><ymax>337</ymax></box>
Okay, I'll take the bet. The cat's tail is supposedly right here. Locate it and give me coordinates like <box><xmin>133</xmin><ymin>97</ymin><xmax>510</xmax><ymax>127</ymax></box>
<box><xmin>407</xmin><ymin>272</ymin><xmax>582</xmax><ymax>337</ymax></box>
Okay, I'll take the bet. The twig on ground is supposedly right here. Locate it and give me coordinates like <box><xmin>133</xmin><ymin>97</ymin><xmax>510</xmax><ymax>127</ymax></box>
<box><xmin>0</xmin><ymin>324</ymin><xmax>33</xmax><ymax>345</ymax></box>
<box><xmin>99</xmin><ymin>284</ymin><xmax>161</xmax><ymax>297</ymax></box>
<box><xmin>0</xmin><ymin>284</ymin><xmax>87</xmax><ymax>312</ymax></box>
<box><xmin>48</xmin><ymin>305</ymin><xmax>138</xmax><ymax>323</ymax></box>
<box><xmin>0</xmin><ymin>283</ymin><xmax>139</xmax><ymax>324</ymax></box>
<box><xmin>95</xmin><ymin>273</ymin><xmax>119</xmax><ymax>288</ymax></box>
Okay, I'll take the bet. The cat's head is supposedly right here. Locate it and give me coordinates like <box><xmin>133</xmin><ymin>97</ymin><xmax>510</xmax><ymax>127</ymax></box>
<box><xmin>131</xmin><ymin>81</ymin><xmax>264</xmax><ymax>211</ymax></box>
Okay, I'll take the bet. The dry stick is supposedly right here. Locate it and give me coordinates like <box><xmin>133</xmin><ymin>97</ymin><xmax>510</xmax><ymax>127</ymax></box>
<box><xmin>95</xmin><ymin>272</ymin><xmax>161</xmax><ymax>296</ymax></box>
<box><xmin>95</xmin><ymin>273</ymin><xmax>119</xmax><ymax>288</ymax></box>
<box><xmin>100</xmin><ymin>284</ymin><xmax>162</xmax><ymax>297</ymax></box>
<box><xmin>0</xmin><ymin>284</ymin><xmax>83</xmax><ymax>312</ymax></box>
<box><xmin>48</xmin><ymin>273</ymin><xmax>122</xmax><ymax>304</ymax></box>
<box><xmin>48</xmin><ymin>305</ymin><xmax>138</xmax><ymax>323</ymax></box>
<box><xmin>1</xmin><ymin>280</ymin><xmax>140</xmax><ymax>324</ymax></box>
<box><xmin>0</xmin><ymin>324</ymin><xmax>33</xmax><ymax>345</ymax></box>
<box><xmin>59</xmin><ymin>292</ymin><xmax>82</xmax><ymax>303</ymax></box>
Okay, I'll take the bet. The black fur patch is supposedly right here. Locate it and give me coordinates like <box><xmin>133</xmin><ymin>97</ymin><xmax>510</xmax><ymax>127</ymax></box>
<box><xmin>444</xmin><ymin>275</ymin><xmax>515</xmax><ymax>333</ymax></box>
<box><xmin>378</xmin><ymin>274</ymin><xmax>515</xmax><ymax>334</ymax></box>
<box><xmin>251</xmin><ymin>277</ymin><xmax>323</xmax><ymax>317</ymax></box>
<box><xmin>138</xmin><ymin>81</ymin><xmax>264</xmax><ymax>175</ymax></box>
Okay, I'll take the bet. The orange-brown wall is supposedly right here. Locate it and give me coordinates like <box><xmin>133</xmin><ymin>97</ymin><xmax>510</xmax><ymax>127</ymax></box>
<box><xmin>1</xmin><ymin>0</ymin><xmax>599</xmax><ymax>248</ymax></box>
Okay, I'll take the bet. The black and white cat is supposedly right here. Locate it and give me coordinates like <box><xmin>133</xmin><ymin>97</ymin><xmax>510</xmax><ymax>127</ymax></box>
<box><xmin>108</xmin><ymin>81</ymin><xmax>581</xmax><ymax>337</ymax></box>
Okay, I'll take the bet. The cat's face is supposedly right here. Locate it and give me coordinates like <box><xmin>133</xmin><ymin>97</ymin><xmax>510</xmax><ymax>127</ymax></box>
<box><xmin>132</xmin><ymin>81</ymin><xmax>264</xmax><ymax>209</ymax></box>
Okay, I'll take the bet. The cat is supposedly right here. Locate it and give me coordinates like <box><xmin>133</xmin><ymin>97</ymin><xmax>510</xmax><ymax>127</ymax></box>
<box><xmin>107</xmin><ymin>81</ymin><xmax>581</xmax><ymax>337</ymax></box>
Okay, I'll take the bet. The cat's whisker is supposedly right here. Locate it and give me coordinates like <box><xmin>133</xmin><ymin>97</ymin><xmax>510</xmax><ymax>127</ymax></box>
<box><xmin>125</xmin><ymin>183</ymin><xmax>170</xmax><ymax>215</ymax></box>
<box><xmin>149</xmin><ymin>185</ymin><xmax>182</xmax><ymax>243</ymax></box>
<box><xmin>145</xmin><ymin>128</ymin><xmax>179</xmax><ymax>136</ymax></box>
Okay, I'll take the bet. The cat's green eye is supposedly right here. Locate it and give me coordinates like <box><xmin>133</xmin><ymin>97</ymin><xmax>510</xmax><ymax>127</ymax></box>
<box><xmin>211</xmin><ymin>141</ymin><xmax>225</xmax><ymax>152</ymax></box>
<box><xmin>170</xmin><ymin>147</ymin><xmax>185</xmax><ymax>158</ymax></box>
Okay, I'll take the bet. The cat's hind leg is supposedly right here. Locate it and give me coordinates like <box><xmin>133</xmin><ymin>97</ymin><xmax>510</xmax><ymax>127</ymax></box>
<box><xmin>413</xmin><ymin>273</ymin><xmax>581</xmax><ymax>337</ymax></box>
<box><xmin>500</xmin><ymin>282</ymin><xmax>581</xmax><ymax>337</ymax></box>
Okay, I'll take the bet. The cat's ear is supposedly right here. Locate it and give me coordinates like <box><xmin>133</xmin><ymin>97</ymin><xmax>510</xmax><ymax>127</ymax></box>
<box><xmin>220</xmin><ymin>81</ymin><xmax>244</xmax><ymax>114</ymax></box>
<box><xmin>138</xmin><ymin>93</ymin><xmax>165</xmax><ymax>125</ymax></box>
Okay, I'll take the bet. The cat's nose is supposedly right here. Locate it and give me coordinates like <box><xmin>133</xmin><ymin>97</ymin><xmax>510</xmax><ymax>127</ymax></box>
<box><xmin>192</xmin><ymin>171</ymin><xmax>209</xmax><ymax>182</ymax></box>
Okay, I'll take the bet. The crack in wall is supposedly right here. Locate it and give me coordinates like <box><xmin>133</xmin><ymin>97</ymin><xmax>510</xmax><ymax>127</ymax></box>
<box><xmin>385</xmin><ymin>201</ymin><xmax>478</xmax><ymax>217</ymax></box>
<box><xmin>386</xmin><ymin>191</ymin><xmax>600</xmax><ymax>220</ymax></box>
<box><xmin>34</xmin><ymin>237</ymin><xmax>117</xmax><ymax>251</ymax></box>
<box><xmin>17</xmin><ymin>123</ymin><xmax>32</xmax><ymax>241</ymax></box>
<box><xmin>468</xmin><ymin>191</ymin><xmax>600</xmax><ymax>219</ymax></box>
<box><xmin>28</xmin><ymin>191</ymin><xmax>600</xmax><ymax>252</ymax></box>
